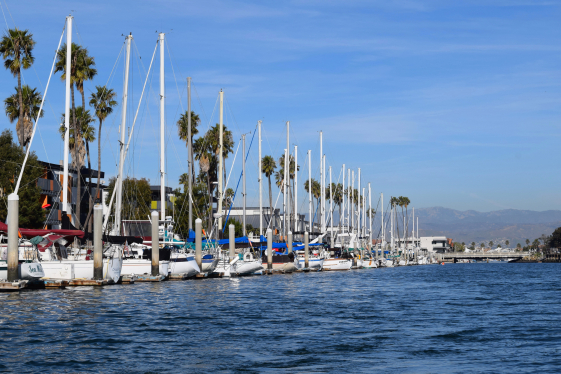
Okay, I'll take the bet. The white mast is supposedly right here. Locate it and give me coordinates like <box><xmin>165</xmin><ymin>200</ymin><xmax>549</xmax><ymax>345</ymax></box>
<box><xmin>413</xmin><ymin>207</ymin><xmax>415</xmax><ymax>245</ymax></box>
<box><xmin>347</xmin><ymin>169</ymin><xmax>350</xmax><ymax>233</ymax></box>
<box><xmin>381</xmin><ymin>192</ymin><xmax>384</xmax><ymax>244</ymax></box>
<box><xmin>329</xmin><ymin>166</ymin><xmax>333</xmax><ymax>244</ymax></box>
<box><xmin>115</xmin><ymin>33</ymin><xmax>132</xmax><ymax>234</ymax></box>
<box><xmin>217</xmin><ymin>90</ymin><xmax>224</xmax><ymax>231</ymax></box>
<box><xmin>391</xmin><ymin>200</ymin><xmax>394</xmax><ymax>252</ymax></box>
<box><xmin>294</xmin><ymin>145</ymin><xmax>298</xmax><ymax>232</ymax></box>
<box><xmin>351</xmin><ymin>170</ymin><xmax>355</xmax><ymax>233</ymax></box>
<box><xmin>319</xmin><ymin>131</ymin><xmax>323</xmax><ymax>232</ymax></box>
<box><xmin>187</xmin><ymin>77</ymin><xmax>192</xmax><ymax>232</ymax></box>
<box><xmin>159</xmin><ymin>32</ymin><xmax>166</xmax><ymax>221</ymax></box>
<box><xmin>368</xmin><ymin>183</ymin><xmax>372</xmax><ymax>250</ymax></box>
<box><xmin>242</xmin><ymin>134</ymin><xmax>246</xmax><ymax>236</ymax></box>
<box><xmin>341</xmin><ymin>164</ymin><xmax>345</xmax><ymax>231</ymax></box>
<box><xmin>362</xmin><ymin>187</ymin><xmax>366</xmax><ymax>239</ymax></box>
<box><xmin>283</xmin><ymin>148</ymin><xmax>288</xmax><ymax>238</ymax></box>
<box><xmin>358</xmin><ymin>168</ymin><xmax>361</xmax><ymax>236</ymax></box>
<box><xmin>322</xmin><ymin>155</ymin><xmax>326</xmax><ymax>233</ymax></box>
<box><xmin>258</xmin><ymin>120</ymin><xmax>262</xmax><ymax>237</ymax></box>
<box><xmin>62</xmin><ymin>16</ymin><xmax>72</xmax><ymax>219</ymax></box>
<box><xmin>286</xmin><ymin>121</ymin><xmax>290</xmax><ymax>234</ymax></box>
<box><xmin>308</xmin><ymin>150</ymin><xmax>312</xmax><ymax>232</ymax></box>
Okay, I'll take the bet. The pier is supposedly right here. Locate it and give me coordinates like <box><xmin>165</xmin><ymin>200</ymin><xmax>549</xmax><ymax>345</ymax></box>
<box><xmin>442</xmin><ymin>252</ymin><xmax>530</xmax><ymax>262</ymax></box>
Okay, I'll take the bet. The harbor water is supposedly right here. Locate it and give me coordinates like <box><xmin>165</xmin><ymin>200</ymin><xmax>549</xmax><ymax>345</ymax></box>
<box><xmin>1</xmin><ymin>263</ymin><xmax>560</xmax><ymax>373</ymax></box>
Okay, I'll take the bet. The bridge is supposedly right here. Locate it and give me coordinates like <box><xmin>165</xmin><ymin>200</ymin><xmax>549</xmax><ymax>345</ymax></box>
<box><xmin>442</xmin><ymin>252</ymin><xmax>530</xmax><ymax>262</ymax></box>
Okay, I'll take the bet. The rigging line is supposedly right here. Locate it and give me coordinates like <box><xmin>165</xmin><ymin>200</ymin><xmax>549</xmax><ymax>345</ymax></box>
<box><xmin>192</xmin><ymin>84</ymin><xmax>209</xmax><ymax>130</ymax></box>
<box><xmin>2</xmin><ymin>0</ymin><xmax>15</xmax><ymax>26</ymax></box>
<box><xmin>14</xmin><ymin>23</ymin><xmax>65</xmax><ymax>193</ymax></box>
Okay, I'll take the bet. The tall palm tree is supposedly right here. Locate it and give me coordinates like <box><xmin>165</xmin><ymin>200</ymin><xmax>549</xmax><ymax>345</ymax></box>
<box><xmin>193</xmin><ymin>123</ymin><xmax>234</xmax><ymax>232</ymax></box>
<box><xmin>304</xmin><ymin>178</ymin><xmax>321</xmax><ymax>230</ymax></box>
<box><xmin>74</xmin><ymin>47</ymin><xmax>97</xmax><ymax>109</ymax></box>
<box><xmin>4</xmin><ymin>85</ymin><xmax>43</xmax><ymax>146</ymax></box>
<box><xmin>0</xmin><ymin>28</ymin><xmax>35</xmax><ymax>149</ymax></box>
<box><xmin>261</xmin><ymin>155</ymin><xmax>276</xmax><ymax>223</ymax></box>
<box><xmin>177</xmin><ymin>111</ymin><xmax>200</xmax><ymax>183</ymax></box>
<box><xmin>89</xmin><ymin>86</ymin><xmax>117</xmax><ymax>205</ymax></box>
<box><xmin>55</xmin><ymin>42</ymin><xmax>83</xmax><ymax>224</ymax></box>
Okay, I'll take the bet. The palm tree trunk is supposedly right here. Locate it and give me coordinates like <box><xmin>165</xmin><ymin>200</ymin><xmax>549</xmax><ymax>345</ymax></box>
<box><xmin>17</xmin><ymin>69</ymin><xmax>25</xmax><ymax>149</ymax></box>
<box><xmin>71</xmin><ymin>84</ymin><xmax>81</xmax><ymax>228</ymax></box>
<box><xmin>86</xmin><ymin>141</ymin><xmax>92</xmax><ymax>233</ymax></box>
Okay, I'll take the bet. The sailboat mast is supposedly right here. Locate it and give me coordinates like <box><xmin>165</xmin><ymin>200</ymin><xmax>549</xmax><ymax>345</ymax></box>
<box><xmin>351</xmin><ymin>170</ymin><xmax>355</xmax><ymax>233</ymax></box>
<box><xmin>329</xmin><ymin>166</ymin><xmax>333</xmax><ymax>247</ymax></box>
<box><xmin>322</xmin><ymin>155</ymin><xmax>326</xmax><ymax>233</ymax></box>
<box><xmin>286</xmin><ymin>121</ymin><xmax>290</xmax><ymax>234</ymax></box>
<box><xmin>368</xmin><ymin>183</ymin><xmax>372</xmax><ymax>249</ymax></box>
<box><xmin>347</xmin><ymin>169</ymin><xmax>350</xmax><ymax>233</ymax></box>
<box><xmin>294</xmin><ymin>145</ymin><xmax>297</xmax><ymax>233</ymax></box>
<box><xmin>258</xmin><ymin>120</ymin><xmax>262</xmax><ymax>237</ymax></box>
<box><xmin>342</xmin><ymin>164</ymin><xmax>345</xmax><ymax>231</ymax></box>
<box><xmin>187</xmin><ymin>77</ymin><xmax>192</xmax><ymax>232</ymax></box>
<box><xmin>319</xmin><ymin>131</ymin><xmax>323</xmax><ymax>233</ymax></box>
<box><xmin>308</xmin><ymin>150</ymin><xmax>312</xmax><ymax>232</ymax></box>
<box><xmin>115</xmin><ymin>33</ymin><xmax>132</xmax><ymax>234</ymax></box>
<box><xmin>283</xmin><ymin>148</ymin><xmax>287</xmax><ymax>239</ymax></box>
<box><xmin>381</xmin><ymin>193</ymin><xmax>384</xmax><ymax>245</ymax></box>
<box><xmin>159</xmin><ymin>33</ymin><xmax>166</xmax><ymax>221</ymax></box>
<box><xmin>362</xmin><ymin>187</ymin><xmax>365</xmax><ymax>239</ymax></box>
<box><xmin>217</xmin><ymin>90</ymin><xmax>224</xmax><ymax>232</ymax></box>
<box><xmin>242</xmin><ymin>134</ymin><xmax>246</xmax><ymax>236</ymax></box>
<box><xmin>358</xmin><ymin>168</ymin><xmax>361</xmax><ymax>237</ymax></box>
<box><xmin>62</xmin><ymin>16</ymin><xmax>72</xmax><ymax>219</ymax></box>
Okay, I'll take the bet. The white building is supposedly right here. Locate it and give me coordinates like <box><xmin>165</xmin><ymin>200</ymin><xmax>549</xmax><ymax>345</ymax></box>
<box><xmin>420</xmin><ymin>236</ymin><xmax>451</xmax><ymax>253</ymax></box>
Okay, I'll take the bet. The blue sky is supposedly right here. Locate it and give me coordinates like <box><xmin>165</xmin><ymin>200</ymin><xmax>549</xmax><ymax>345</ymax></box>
<box><xmin>1</xmin><ymin>0</ymin><xmax>560</xmax><ymax>213</ymax></box>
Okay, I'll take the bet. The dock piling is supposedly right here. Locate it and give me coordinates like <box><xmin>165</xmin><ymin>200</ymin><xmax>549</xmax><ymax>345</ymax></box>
<box><xmin>7</xmin><ymin>193</ymin><xmax>19</xmax><ymax>282</ymax></box>
<box><xmin>229</xmin><ymin>224</ymin><xmax>235</xmax><ymax>260</ymax></box>
<box><xmin>93</xmin><ymin>204</ymin><xmax>103</xmax><ymax>280</ymax></box>
<box><xmin>267</xmin><ymin>229</ymin><xmax>272</xmax><ymax>270</ymax></box>
<box><xmin>151</xmin><ymin>211</ymin><xmax>159</xmax><ymax>276</ymax></box>
<box><xmin>195</xmin><ymin>218</ymin><xmax>202</xmax><ymax>271</ymax></box>
<box><xmin>288</xmin><ymin>231</ymin><xmax>292</xmax><ymax>253</ymax></box>
<box><xmin>304</xmin><ymin>231</ymin><xmax>309</xmax><ymax>268</ymax></box>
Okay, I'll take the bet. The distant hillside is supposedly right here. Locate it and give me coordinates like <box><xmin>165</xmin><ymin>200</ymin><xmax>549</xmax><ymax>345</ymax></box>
<box><xmin>415</xmin><ymin>207</ymin><xmax>561</xmax><ymax>246</ymax></box>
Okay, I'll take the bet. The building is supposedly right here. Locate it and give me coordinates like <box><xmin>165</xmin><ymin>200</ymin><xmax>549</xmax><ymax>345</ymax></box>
<box><xmin>36</xmin><ymin>161</ymin><xmax>105</xmax><ymax>229</ymax></box>
<box><xmin>420</xmin><ymin>236</ymin><xmax>451</xmax><ymax>253</ymax></box>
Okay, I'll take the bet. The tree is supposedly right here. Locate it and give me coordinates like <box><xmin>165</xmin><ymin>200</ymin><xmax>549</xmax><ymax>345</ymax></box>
<box><xmin>517</xmin><ymin>243</ymin><xmax>521</xmax><ymax>251</ymax></box>
<box><xmin>55</xmin><ymin>43</ymin><xmax>83</xmax><ymax>226</ymax></box>
<box><xmin>261</xmin><ymin>155</ymin><xmax>276</xmax><ymax>224</ymax></box>
<box><xmin>505</xmin><ymin>240</ymin><xmax>510</xmax><ymax>247</ymax></box>
<box><xmin>177</xmin><ymin>110</ymin><xmax>200</xmax><ymax>184</ymax></box>
<box><xmin>0</xmin><ymin>28</ymin><xmax>35</xmax><ymax>150</ymax></box>
<box><xmin>525</xmin><ymin>239</ymin><xmax>530</xmax><ymax>246</ymax></box>
<box><xmin>193</xmin><ymin>123</ymin><xmax>234</xmax><ymax>232</ymax></box>
<box><xmin>480</xmin><ymin>242</ymin><xmax>485</xmax><ymax>250</ymax></box>
<box><xmin>4</xmin><ymin>85</ymin><xmax>43</xmax><ymax>149</ymax></box>
<box><xmin>304</xmin><ymin>178</ymin><xmax>321</xmax><ymax>230</ymax></box>
<box><xmin>548</xmin><ymin>227</ymin><xmax>561</xmax><ymax>249</ymax></box>
<box><xmin>0</xmin><ymin>130</ymin><xmax>44</xmax><ymax>228</ymax></box>
<box><xmin>489</xmin><ymin>241</ymin><xmax>494</xmax><ymax>248</ymax></box>
<box><xmin>105</xmin><ymin>177</ymin><xmax>151</xmax><ymax>223</ymax></box>
<box><xmin>89</xmin><ymin>86</ymin><xmax>117</xmax><ymax>205</ymax></box>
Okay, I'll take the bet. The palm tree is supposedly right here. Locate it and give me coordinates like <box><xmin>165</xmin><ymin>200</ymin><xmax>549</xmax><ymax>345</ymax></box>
<box><xmin>304</xmin><ymin>178</ymin><xmax>321</xmax><ymax>230</ymax></box>
<box><xmin>74</xmin><ymin>48</ymin><xmax>97</xmax><ymax>109</ymax></box>
<box><xmin>4</xmin><ymin>85</ymin><xmax>43</xmax><ymax>148</ymax></box>
<box><xmin>261</xmin><ymin>155</ymin><xmax>276</xmax><ymax>223</ymax></box>
<box><xmin>89</xmin><ymin>86</ymin><xmax>117</xmax><ymax>205</ymax></box>
<box><xmin>480</xmin><ymin>242</ymin><xmax>485</xmax><ymax>250</ymax></box>
<box><xmin>55</xmin><ymin>43</ymin><xmax>83</xmax><ymax>224</ymax></box>
<box><xmin>193</xmin><ymin>123</ymin><xmax>234</xmax><ymax>232</ymax></box>
<box><xmin>489</xmin><ymin>240</ymin><xmax>494</xmax><ymax>248</ymax></box>
<box><xmin>0</xmin><ymin>28</ymin><xmax>36</xmax><ymax>149</ymax></box>
<box><xmin>505</xmin><ymin>240</ymin><xmax>510</xmax><ymax>248</ymax></box>
<box><xmin>525</xmin><ymin>239</ymin><xmax>530</xmax><ymax>246</ymax></box>
<box><xmin>177</xmin><ymin>111</ymin><xmax>200</xmax><ymax>184</ymax></box>
<box><xmin>333</xmin><ymin>183</ymin><xmax>343</xmax><ymax>227</ymax></box>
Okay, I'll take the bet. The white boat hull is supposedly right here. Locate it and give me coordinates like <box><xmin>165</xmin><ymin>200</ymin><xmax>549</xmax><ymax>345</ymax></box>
<box><xmin>362</xmin><ymin>259</ymin><xmax>378</xmax><ymax>268</ymax></box>
<box><xmin>296</xmin><ymin>258</ymin><xmax>324</xmax><ymax>270</ymax></box>
<box><xmin>0</xmin><ymin>261</ymin><xmax>45</xmax><ymax>280</ymax></box>
<box><xmin>233</xmin><ymin>260</ymin><xmax>264</xmax><ymax>275</ymax></box>
<box><xmin>41</xmin><ymin>257</ymin><xmax>123</xmax><ymax>283</ymax></box>
<box><xmin>121</xmin><ymin>259</ymin><xmax>170</xmax><ymax>276</ymax></box>
<box><xmin>168</xmin><ymin>255</ymin><xmax>200</xmax><ymax>278</ymax></box>
<box><xmin>322</xmin><ymin>258</ymin><xmax>352</xmax><ymax>271</ymax></box>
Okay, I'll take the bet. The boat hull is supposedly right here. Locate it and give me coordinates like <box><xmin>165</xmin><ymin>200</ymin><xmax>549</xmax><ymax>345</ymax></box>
<box><xmin>121</xmin><ymin>259</ymin><xmax>170</xmax><ymax>276</ymax></box>
<box><xmin>296</xmin><ymin>258</ymin><xmax>324</xmax><ymax>270</ymax></box>
<box><xmin>322</xmin><ymin>258</ymin><xmax>352</xmax><ymax>271</ymax></box>
<box><xmin>0</xmin><ymin>261</ymin><xmax>45</xmax><ymax>280</ymax></box>
<box><xmin>41</xmin><ymin>257</ymin><xmax>123</xmax><ymax>283</ymax></box>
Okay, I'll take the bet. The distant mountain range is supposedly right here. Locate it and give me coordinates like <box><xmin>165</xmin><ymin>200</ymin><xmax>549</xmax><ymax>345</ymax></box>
<box><xmin>414</xmin><ymin>207</ymin><xmax>561</xmax><ymax>246</ymax></box>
